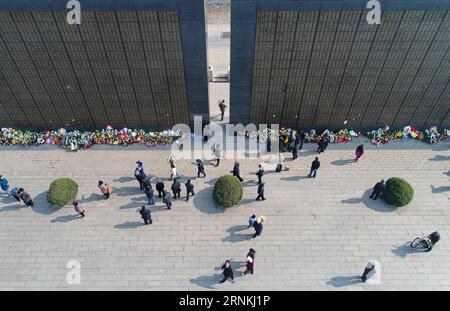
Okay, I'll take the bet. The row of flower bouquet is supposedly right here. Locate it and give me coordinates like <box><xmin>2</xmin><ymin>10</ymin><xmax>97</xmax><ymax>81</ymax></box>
<box><xmin>1</xmin><ymin>125</ymin><xmax>449</xmax><ymax>150</ymax></box>
<box><xmin>0</xmin><ymin>126</ymin><xmax>185</xmax><ymax>150</ymax></box>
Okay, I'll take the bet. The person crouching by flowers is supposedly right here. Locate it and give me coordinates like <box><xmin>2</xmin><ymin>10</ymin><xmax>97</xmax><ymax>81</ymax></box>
<box><xmin>98</xmin><ymin>180</ymin><xmax>111</xmax><ymax>199</ymax></box>
<box><xmin>354</xmin><ymin>144</ymin><xmax>364</xmax><ymax>162</ymax></box>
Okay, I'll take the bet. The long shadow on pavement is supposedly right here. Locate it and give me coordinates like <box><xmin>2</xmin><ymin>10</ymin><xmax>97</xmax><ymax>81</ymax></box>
<box><xmin>391</xmin><ymin>243</ymin><xmax>426</xmax><ymax>258</ymax></box>
<box><xmin>51</xmin><ymin>214</ymin><xmax>80</xmax><ymax>223</ymax></box>
<box><xmin>429</xmin><ymin>155</ymin><xmax>450</xmax><ymax>161</ymax></box>
<box><xmin>222</xmin><ymin>225</ymin><xmax>253</xmax><ymax>243</ymax></box>
<box><xmin>189</xmin><ymin>274</ymin><xmax>219</xmax><ymax>289</ymax></box>
<box><xmin>331</xmin><ymin>159</ymin><xmax>354</xmax><ymax>166</ymax></box>
<box><xmin>78</xmin><ymin>193</ymin><xmax>104</xmax><ymax>203</ymax></box>
<box><xmin>0</xmin><ymin>204</ymin><xmax>26</xmax><ymax>212</ymax></box>
<box><xmin>31</xmin><ymin>192</ymin><xmax>58</xmax><ymax>215</ymax></box>
<box><xmin>341</xmin><ymin>189</ymin><xmax>396</xmax><ymax>213</ymax></box>
<box><xmin>114</xmin><ymin>221</ymin><xmax>145</xmax><ymax>229</ymax></box>
<box><xmin>431</xmin><ymin>185</ymin><xmax>450</xmax><ymax>193</ymax></box>
<box><xmin>112</xmin><ymin>186</ymin><xmax>144</xmax><ymax>197</ymax></box>
<box><xmin>113</xmin><ymin>176</ymin><xmax>135</xmax><ymax>183</ymax></box>
<box><xmin>280</xmin><ymin>175</ymin><xmax>309</xmax><ymax>182</ymax></box>
<box><xmin>327</xmin><ymin>275</ymin><xmax>361</xmax><ymax>287</ymax></box>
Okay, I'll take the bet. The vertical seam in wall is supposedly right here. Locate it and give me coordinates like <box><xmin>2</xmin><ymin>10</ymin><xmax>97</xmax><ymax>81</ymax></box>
<box><xmin>31</xmin><ymin>11</ymin><xmax>81</xmax><ymax>129</ymax></box>
<box><xmin>137</xmin><ymin>11</ymin><xmax>160</xmax><ymax>128</ymax></box>
<box><xmin>408</xmin><ymin>12</ymin><xmax>447</xmax><ymax>125</ymax></box>
<box><xmin>52</xmin><ymin>11</ymin><xmax>96</xmax><ymax>129</ymax></box>
<box><xmin>294</xmin><ymin>10</ymin><xmax>319</xmax><ymax>129</ymax></box>
<box><xmin>311</xmin><ymin>11</ymin><xmax>341</xmax><ymax>128</ymax></box>
<box><xmin>391</xmin><ymin>12</ymin><xmax>443</xmax><ymax>126</ymax></box>
<box><xmin>263</xmin><ymin>10</ymin><xmax>279</xmax><ymax>124</ymax></box>
<box><xmin>115</xmin><ymin>11</ymin><xmax>144</xmax><ymax>128</ymax></box>
<box><xmin>280</xmin><ymin>10</ymin><xmax>300</xmax><ymax>127</ymax></box>
<box><xmin>93</xmin><ymin>11</ymin><xmax>124</xmax><ymax>126</ymax></box>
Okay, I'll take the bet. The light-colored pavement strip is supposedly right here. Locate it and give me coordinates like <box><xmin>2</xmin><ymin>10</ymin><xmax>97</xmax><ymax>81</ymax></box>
<box><xmin>0</xmin><ymin>139</ymin><xmax>449</xmax><ymax>290</ymax></box>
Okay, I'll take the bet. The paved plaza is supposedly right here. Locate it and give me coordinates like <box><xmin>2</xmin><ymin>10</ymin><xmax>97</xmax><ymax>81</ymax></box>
<box><xmin>0</xmin><ymin>140</ymin><xmax>449</xmax><ymax>291</ymax></box>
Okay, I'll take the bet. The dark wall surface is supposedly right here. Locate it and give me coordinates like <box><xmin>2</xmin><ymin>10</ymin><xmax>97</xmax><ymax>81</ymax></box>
<box><xmin>0</xmin><ymin>0</ymin><xmax>208</xmax><ymax>129</ymax></box>
<box><xmin>231</xmin><ymin>0</ymin><xmax>450</xmax><ymax>129</ymax></box>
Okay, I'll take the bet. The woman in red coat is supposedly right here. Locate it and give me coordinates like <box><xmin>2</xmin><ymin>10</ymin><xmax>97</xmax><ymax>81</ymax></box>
<box><xmin>243</xmin><ymin>248</ymin><xmax>256</xmax><ymax>275</ymax></box>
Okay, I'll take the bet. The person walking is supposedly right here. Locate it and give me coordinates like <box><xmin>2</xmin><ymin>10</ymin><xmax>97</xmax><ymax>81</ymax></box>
<box><xmin>136</xmin><ymin>160</ymin><xmax>144</xmax><ymax>174</ymax></box>
<box><xmin>145</xmin><ymin>185</ymin><xmax>155</xmax><ymax>206</ymax></box>
<box><xmin>248</xmin><ymin>214</ymin><xmax>256</xmax><ymax>228</ymax></box>
<box><xmin>156</xmin><ymin>179</ymin><xmax>165</xmax><ymax>198</ymax></box>
<box><xmin>0</xmin><ymin>175</ymin><xmax>10</xmax><ymax>195</ymax></box>
<box><xmin>355</xmin><ymin>144</ymin><xmax>365</xmax><ymax>162</ymax></box>
<box><xmin>18</xmin><ymin>188</ymin><xmax>33</xmax><ymax>207</ymax></box>
<box><xmin>220</xmin><ymin>260</ymin><xmax>234</xmax><ymax>283</ymax></box>
<box><xmin>361</xmin><ymin>260</ymin><xmax>381</xmax><ymax>284</ymax></box>
<box><xmin>292</xmin><ymin>144</ymin><xmax>298</xmax><ymax>160</ymax></box>
<box><xmin>73</xmin><ymin>201</ymin><xmax>85</xmax><ymax>218</ymax></box>
<box><xmin>276</xmin><ymin>153</ymin><xmax>287</xmax><ymax>172</ymax></box>
<box><xmin>169</xmin><ymin>161</ymin><xmax>179</xmax><ymax>181</ymax></box>
<box><xmin>9</xmin><ymin>186</ymin><xmax>21</xmax><ymax>202</ymax></box>
<box><xmin>369</xmin><ymin>179</ymin><xmax>385</xmax><ymax>200</ymax></box>
<box><xmin>213</xmin><ymin>144</ymin><xmax>222</xmax><ymax>167</ymax></box>
<box><xmin>134</xmin><ymin>167</ymin><xmax>146</xmax><ymax>190</ymax></box>
<box><xmin>256</xmin><ymin>182</ymin><xmax>266</xmax><ymax>201</ymax></box>
<box><xmin>162</xmin><ymin>190</ymin><xmax>172</xmax><ymax>210</ymax></box>
<box><xmin>232</xmin><ymin>161</ymin><xmax>244</xmax><ymax>182</ymax></box>
<box><xmin>98</xmin><ymin>180</ymin><xmax>111</xmax><ymax>199</ymax></box>
<box><xmin>185</xmin><ymin>179</ymin><xmax>195</xmax><ymax>201</ymax></box>
<box><xmin>196</xmin><ymin>159</ymin><xmax>206</xmax><ymax>178</ymax></box>
<box><xmin>253</xmin><ymin>217</ymin><xmax>264</xmax><ymax>238</ymax></box>
<box><xmin>256</xmin><ymin>164</ymin><xmax>264</xmax><ymax>184</ymax></box>
<box><xmin>299</xmin><ymin>131</ymin><xmax>305</xmax><ymax>150</ymax></box>
<box><xmin>317</xmin><ymin>136</ymin><xmax>329</xmax><ymax>154</ymax></box>
<box><xmin>139</xmin><ymin>206</ymin><xmax>152</xmax><ymax>225</ymax></box>
<box><xmin>308</xmin><ymin>157</ymin><xmax>321</xmax><ymax>178</ymax></box>
<box><xmin>171</xmin><ymin>178</ymin><xmax>181</xmax><ymax>199</ymax></box>
<box><xmin>243</xmin><ymin>248</ymin><xmax>256</xmax><ymax>275</ymax></box>
<box><xmin>218</xmin><ymin>99</ymin><xmax>227</xmax><ymax>121</ymax></box>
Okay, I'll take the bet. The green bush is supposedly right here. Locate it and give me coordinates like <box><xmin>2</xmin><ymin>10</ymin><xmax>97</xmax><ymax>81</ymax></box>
<box><xmin>47</xmin><ymin>178</ymin><xmax>79</xmax><ymax>208</ymax></box>
<box><xmin>213</xmin><ymin>175</ymin><xmax>243</xmax><ymax>208</ymax></box>
<box><xmin>383</xmin><ymin>177</ymin><xmax>414</xmax><ymax>207</ymax></box>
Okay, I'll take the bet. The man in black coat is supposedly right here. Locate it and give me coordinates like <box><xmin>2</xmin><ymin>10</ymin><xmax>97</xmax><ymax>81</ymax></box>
<box><xmin>139</xmin><ymin>206</ymin><xmax>152</xmax><ymax>225</ymax></box>
<box><xmin>171</xmin><ymin>178</ymin><xmax>182</xmax><ymax>199</ymax></box>
<box><xmin>196</xmin><ymin>159</ymin><xmax>206</xmax><ymax>178</ymax></box>
<box><xmin>232</xmin><ymin>161</ymin><xmax>244</xmax><ymax>182</ymax></box>
<box><xmin>256</xmin><ymin>164</ymin><xmax>264</xmax><ymax>184</ymax></box>
<box><xmin>292</xmin><ymin>145</ymin><xmax>298</xmax><ymax>160</ymax></box>
<box><xmin>370</xmin><ymin>179</ymin><xmax>385</xmax><ymax>200</ymax></box>
<box><xmin>18</xmin><ymin>188</ymin><xmax>33</xmax><ymax>207</ymax></box>
<box><xmin>135</xmin><ymin>168</ymin><xmax>146</xmax><ymax>190</ymax></box>
<box><xmin>185</xmin><ymin>179</ymin><xmax>195</xmax><ymax>201</ymax></box>
<box><xmin>155</xmin><ymin>179</ymin><xmax>165</xmax><ymax>198</ymax></box>
<box><xmin>253</xmin><ymin>219</ymin><xmax>263</xmax><ymax>239</ymax></box>
<box><xmin>256</xmin><ymin>182</ymin><xmax>266</xmax><ymax>201</ymax></box>
<box><xmin>308</xmin><ymin>157</ymin><xmax>321</xmax><ymax>178</ymax></box>
<box><xmin>299</xmin><ymin>131</ymin><xmax>305</xmax><ymax>150</ymax></box>
<box><xmin>163</xmin><ymin>190</ymin><xmax>172</xmax><ymax>210</ymax></box>
<box><xmin>220</xmin><ymin>260</ymin><xmax>234</xmax><ymax>283</ymax></box>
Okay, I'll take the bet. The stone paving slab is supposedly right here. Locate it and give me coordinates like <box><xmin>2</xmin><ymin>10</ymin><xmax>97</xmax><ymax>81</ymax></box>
<box><xmin>0</xmin><ymin>139</ymin><xmax>449</xmax><ymax>290</ymax></box>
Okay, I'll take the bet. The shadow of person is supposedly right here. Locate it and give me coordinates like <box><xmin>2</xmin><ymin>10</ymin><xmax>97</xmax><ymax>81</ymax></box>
<box><xmin>112</xmin><ymin>186</ymin><xmax>143</xmax><ymax>197</ymax></box>
<box><xmin>391</xmin><ymin>243</ymin><xmax>425</xmax><ymax>258</ymax></box>
<box><xmin>280</xmin><ymin>176</ymin><xmax>309</xmax><ymax>182</ymax></box>
<box><xmin>51</xmin><ymin>214</ymin><xmax>79</xmax><ymax>223</ymax></box>
<box><xmin>113</xmin><ymin>176</ymin><xmax>135</xmax><ymax>183</ymax></box>
<box><xmin>189</xmin><ymin>274</ymin><xmax>219</xmax><ymax>289</ymax></box>
<box><xmin>431</xmin><ymin>185</ymin><xmax>450</xmax><ymax>193</ymax></box>
<box><xmin>222</xmin><ymin>225</ymin><xmax>253</xmax><ymax>243</ymax></box>
<box><xmin>114</xmin><ymin>221</ymin><xmax>145</xmax><ymax>229</ymax></box>
<box><xmin>341</xmin><ymin>189</ymin><xmax>396</xmax><ymax>212</ymax></box>
<box><xmin>119</xmin><ymin>202</ymin><xmax>144</xmax><ymax>209</ymax></box>
<box><xmin>0</xmin><ymin>204</ymin><xmax>26</xmax><ymax>212</ymax></box>
<box><xmin>31</xmin><ymin>192</ymin><xmax>58</xmax><ymax>215</ymax></box>
<box><xmin>331</xmin><ymin>159</ymin><xmax>354</xmax><ymax>166</ymax></box>
<box><xmin>78</xmin><ymin>193</ymin><xmax>104</xmax><ymax>203</ymax></box>
<box><xmin>326</xmin><ymin>275</ymin><xmax>362</xmax><ymax>287</ymax></box>
<box><xmin>429</xmin><ymin>155</ymin><xmax>450</xmax><ymax>161</ymax></box>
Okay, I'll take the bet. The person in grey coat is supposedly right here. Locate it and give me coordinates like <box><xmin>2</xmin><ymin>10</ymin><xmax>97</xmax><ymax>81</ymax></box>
<box><xmin>232</xmin><ymin>161</ymin><xmax>244</xmax><ymax>182</ymax></box>
<box><xmin>162</xmin><ymin>190</ymin><xmax>172</xmax><ymax>210</ymax></box>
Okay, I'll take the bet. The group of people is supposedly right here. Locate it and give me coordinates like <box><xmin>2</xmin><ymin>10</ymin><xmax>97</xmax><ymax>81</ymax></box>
<box><xmin>0</xmin><ymin>175</ymin><xmax>34</xmax><ymax>207</ymax></box>
<box><xmin>220</xmin><ymin>248</ymin><xmax>256</xmax><ymax>283</ymax></box>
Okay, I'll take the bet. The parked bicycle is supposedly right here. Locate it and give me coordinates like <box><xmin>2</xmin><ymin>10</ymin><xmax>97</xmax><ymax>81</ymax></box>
<box><xmin>410</xmin><ymin>231</ymin><xmax>440</xmax><ymax>251</ymax></box>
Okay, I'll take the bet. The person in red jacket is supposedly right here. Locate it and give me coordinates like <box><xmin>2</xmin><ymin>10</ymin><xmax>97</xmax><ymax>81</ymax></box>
<box><xmin>355</xmin><ymin>144</ymin><xmax>365</xmax><ymax>162</ymax></box>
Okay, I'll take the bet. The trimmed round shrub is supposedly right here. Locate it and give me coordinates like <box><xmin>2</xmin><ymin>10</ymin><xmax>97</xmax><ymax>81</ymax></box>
<box><xmin>383</xmin><ymin>177</ymin><xmax>414</xmax><ymax>207</ymax></box>
<box><xmin>47</xmin><ymin>178</ymin><xmax>79</xmax><ymax>208</ymax></box>
<box><xmin>213</xmin><ymin>175</ymin><xmax>243</xmax><ymax>208</ymax></box>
